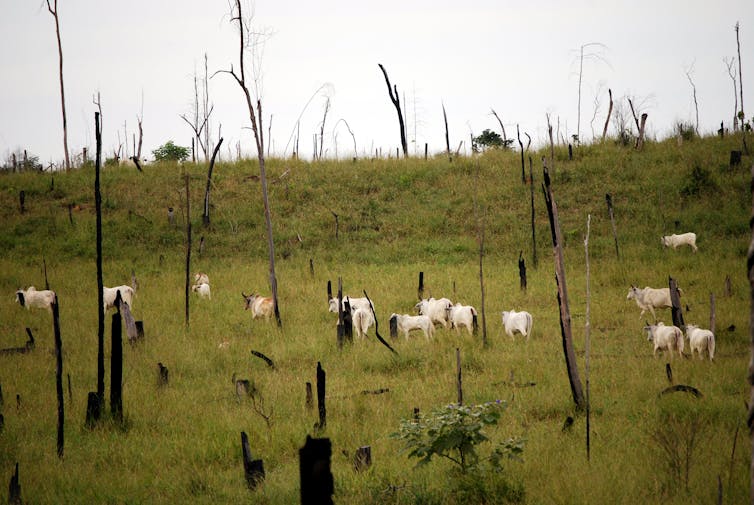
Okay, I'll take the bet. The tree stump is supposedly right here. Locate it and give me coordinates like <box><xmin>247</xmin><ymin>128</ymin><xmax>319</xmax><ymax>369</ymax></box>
<box><xmin>353</xmin><ymin>446</ymin><xmax>372</xmax><ymax>472</ymax></box>
<box><xmin>241</xmin><ymin>431</ymin><xmax>265</xmax><ymax>489</ymax></box>
<box><xmin>316</xmin><ymin>362</ymin><xmax>326</xmax><ymax>430</ymax></box>
<box><xmin>299</xmin><ymin>436</ymin><xmax>334</xmax><ymax>505</ymax></box>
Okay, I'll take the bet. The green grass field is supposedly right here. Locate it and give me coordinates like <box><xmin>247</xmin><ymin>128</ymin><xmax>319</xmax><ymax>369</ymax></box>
<box><xmin>0</xmin><ymin>135</ymin><xmax>751</xmax><ymax>504</ymax></box>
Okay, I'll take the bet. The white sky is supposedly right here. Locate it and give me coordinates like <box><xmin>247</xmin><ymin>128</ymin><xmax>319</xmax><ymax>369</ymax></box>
<box><xmin>1</xmin><ymin>0</ymin><xmax>752</xmax><ymax>165</ymax></box>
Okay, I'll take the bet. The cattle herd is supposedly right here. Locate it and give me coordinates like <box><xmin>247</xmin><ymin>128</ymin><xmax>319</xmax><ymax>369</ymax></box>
<box><xmin>12</xmin><ymin>232</ymin><xmax>714</xmax><ymax>360</ymax></box>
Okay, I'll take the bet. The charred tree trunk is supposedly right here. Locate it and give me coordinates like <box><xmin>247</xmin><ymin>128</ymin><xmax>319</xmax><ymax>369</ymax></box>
<box><xmin>203</xmin><ymin>137</ymin><xmax>224</xmax><ymax>226</ymax></box>
<box><xmin>443</xmin><ymin>103</ymin><xmax>451</xmax><ymax>162</ymax></box>
<box><xmin>543</xmin><ymin>168</ymin><xmax>585</xmax><ymax>409</ymax></box>
<box><xmin>110</xmin><ymin>306</ymin><xmax>123</xmax><ymax>423</ymax></box>
<box><xmin>241</xmin><ymin>431</ymin><xmax>265</xmax><ymax>489</ymax></box>
<box><xmin>52</xmin><ymin>295</ymin><xmax>64</xmax><ymax>458</ymax></box>
<box><xmin>185</xmin><ymin>174</ymin><xmax>191</xmax><ymax>328</ymax></box>
<box><xmin>316</xmin><ymin>362</ymin><xmax>326</xmax><ymax>430</ymax></box>
<box><xmin>669</xmin><ymin>277</ymin><xmax>685</xmax><ymax>331</ymax></box>
<box><xmin>636</xmin><ymin>113</ymin><xmax>648</xmax><ymax>150</ymax></box>
<box><xmin>378</xmin><ymin>64</ymin><xmax>408</xmax><ymax>158</ymax></box>
<box><xmin>517</xmin><ymin>124</ymin><xmax>525</xmax><ymax>184</ymax></box>
<box><xmin>299</xmin><ymin>435</ymin><xmax>334</xmax><ymax>505</ymax></box>
<box><xmin>95</xmin><ymin>111</ymin><xmax>105</xmax><ymax>418</ymax></box>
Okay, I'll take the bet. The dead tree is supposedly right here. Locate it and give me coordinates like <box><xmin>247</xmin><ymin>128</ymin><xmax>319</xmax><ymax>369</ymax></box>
<box><xmin>543</xmin><ymin>167</ymin><xmax>585</xmax><ymax>409</ymax></box>
<box><xmin>517</xmin><ymin>125</ymin><xmax>526</xmax><ymax>184</ymax></box>
<box><xmin>299</xmin><ymin>436</ymin><xmax>334</xmax><ymax>505</ymax></box>
<box><xmin>669</xmin><ymin>277</ymin><xmax>685</xmax><ymax>331</ymax></box>
<box><xmin>110</xmin><ymin>300</ymin><xmax>123</xmax><ymax>423</ymax></box>
<box><xmin>442</xmin><ymin>102</ymin><xmax>451</xmax><ymax>162</ymax></box>
<box><xmin>378</xmin><ymin>64</ymin><xmax>408</xmax><ymax>158</ymax></box>
<box><xmin>685</xmin><ymin>64</ymin><xmax>700</xmax><ymax>134</ymax></box>
<box><xmin>218</xmin><ymin>0</ymin><xmax>281</xmax><ymax>326</ymax></box>
<box><xmin>46</xmin><ymin>0</ymin><xmax>70</xmax><ymax>171</ymax></box>
<box><xmin>602</xmin><ymin>88</ymin><xmax>613</xmax><ymax>141</ymax></box>
<box><xmin>490</xmin><ymin>108</ymin><xmax>507</xmax><ymax>143</ymax></box>
<box><xmin>94</xmin><ymin>111</ymin><xmax>105</xmax><ymax>419</ymax></box>
<box><xmin>184</xmin><ymin>174</ymin><xmax>191</xmax><ymax>327</ymax></box>
<box><xmin>202</xmin><ymin>137</ymin><xmax>224</xmax><ymax>226</ymax></box>
<box><xmin>319</xmin><ymin>97</ymin><xmax>330</xmax><ymax>159</ymax></box>
<box><xmin>52</xmin><ymin>295</ymin><xmax>64</xmax><ymax>458</ymax></box>
<box><xmin>584</xmin><ymin>214</ymin><xmax>592</xmax><ymax>460</ymax></box>
<box><xmin>241</xmin><ymin>431</ymin><xmax>265</xmax><ymax>489</ymax></box>
<box><xmin>315</xmin><ymin>362</ymin><xmax>326</xmax><ymax>430</ymax></box>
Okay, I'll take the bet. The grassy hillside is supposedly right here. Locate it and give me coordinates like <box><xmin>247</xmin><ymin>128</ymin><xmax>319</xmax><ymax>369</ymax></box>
<box><xmin>0</xmin><ymin>135</ymin><xmax>751</xmax><ymax>504</ymax></box>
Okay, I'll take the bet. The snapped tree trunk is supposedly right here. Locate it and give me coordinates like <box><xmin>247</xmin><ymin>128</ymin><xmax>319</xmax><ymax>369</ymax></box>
<box><xmin>746</xmin><ymin>161</ymin><xmax>754</xmax><ymax>500</ymax></box>
<box><xmin>94</xmin><ymin>112</ymin><xmax>105</xmax><ymax>417</ymax></box>
<box><xmin>47</xmin><ymin>0</ymin><xmax>70</xmax><ymax>171</ymax></box>
<box><xmin>203</xmin><ymin>137</ymin><xmax>224</xmax><ymax>226</ymax></box>
<box><xmin>543</xmin><ymin>168</ymin><xmax>585</xmax><ymax>409</ymax></box>
<box><xmin>443</xmin><ymin>102</ymin><xmax>451</xmax><ymax>162</ymax></box>
<box><xmin>378</xmin><ymin>64</ymin><xmax>408</xmax><ymax>158</ymax></box>
<box><xmin>601</xmin><ymin>88</ymin><xmax>613</xmax><ymax>142</ymax></box>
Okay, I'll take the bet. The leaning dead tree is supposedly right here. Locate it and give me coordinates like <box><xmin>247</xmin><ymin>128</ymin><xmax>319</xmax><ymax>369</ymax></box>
<box><xmin>378</xmin><ymin>64</ymin><xmax>408</xmax><ymax>158</ymax></box>
<box><xmin>490</xmin><ymin>108</ymin><xmax>507</xmax><ymax>143</ymax></box>
<box><xmin>218</xmin><ymin>0</ymin><xmax>281</xmax><ymax>326</ymax></box>
<box><xmin>203</xmin><ymin>137</ymin><xmax>224</xmax><ymax>226</ymax></box>
<box><xmin>46</xmin><ymin>0</ymin><xmax>70</xmax><ymax>171</ymax></box>
<box><xmin>601</xmin><ymin>88</ymin><xmax>613</xmax><ymax>142</ymax></box>
<box><xmin>543</xmin><ymin>165</ymin><xmax>585</xmax><ymax>409</ymax></box>
<box><xmin>442</xmin><ymin>102</ymin><xmax>451</xmax><ymax>162</ymax></box>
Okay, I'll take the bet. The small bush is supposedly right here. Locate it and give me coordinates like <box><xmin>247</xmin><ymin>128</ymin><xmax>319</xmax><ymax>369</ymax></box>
<box><xmin>681</xmin><ymin>165</ymin><xmax>717</xmax><ymax>197</ymax></box>
<box><xmin>676</xmin><ymin>122</ymin><xmax>696</xmax><ymax>141</ymax></box>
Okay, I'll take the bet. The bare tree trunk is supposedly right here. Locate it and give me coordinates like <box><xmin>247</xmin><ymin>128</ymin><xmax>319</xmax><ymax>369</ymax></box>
<box><xmin>319</xmin><ymin>98</ymin><xmax>329</xmax><ymax>159</ymax></box>
<box><xmin>636</xmin><ymin>113</ymin><xmax>648</xmax><ymax>150</ymax></box>
<box><xmin>94</xmin><ymin>112</ymin><xmax>105</xmax><ymax>417</ymax></box>
<box><xmin>584</xmin><ymin>215</ymin><xmax>592</xmax><ymax>460</ymax></box>
<box><xmin>378</xmin><ymin>64</ymin><xmax>408</xmax><ymax>158</ymax></box>
<box><xmin>517</xmin><ymin>124</ymin><xmax>525</xmax><ymax>184</ymax></box>
<box><xmin>47</xmin><ymin>0</ymin><xmax>70</xmax><ymax>171</ymax></box>
<box><xmin>220</xmin><ymin>0</ymin><xmax>281</xmax><ymax>326</ymax></box>
<box><xmin>203</xmin><ymin>137</ymin><xmax>224</xmax><ymax>227</ymax></box>
<box><xmin>736</xmin><ymin>22</ymin><xmax>749</xmax><ymax>155</ymax></box>
<box><xmin>602</xmin><ymin>88</ymin><xmax>613</xmax><ymax>141</ymax></box>
<box><xmin>443</xmin><ymin>102</ymin><xmax>451</xmax><ymax>162</ymax></box>
<box><xmin>491</xmin><ymin>108</ymin><xmax>507</xmax><ymax>142</ymax></box>
<box><xmin>685</xmin><ymin>67</ymin><xmax>700</xmax><ymax>134</ymax></box>
<box><xmin>185</xmin><ymin>174</ymin><xmax>191</xmax><ymax>328</ymax></box>
<box><xmin>52</xmin><ymin>295</ymin><xmax>64</xmax><ymax>458</ymax></box>
<box><xmin>543</xmin><ymin>163</ymin><xmax>585</xmax><ymax>409</ymax></box>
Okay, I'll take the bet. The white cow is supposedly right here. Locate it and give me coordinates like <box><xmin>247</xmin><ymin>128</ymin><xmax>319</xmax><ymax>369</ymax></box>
<box><xmin>415</xmin><ymin>297</ymin><xmax>453</xmax><ymax>328</ymax></box>
<box><xmin>626</xmin><ymin>285</ymin><xmax>678</xmax><ymax>321</ymax></box>
<box><xmin>501</xmin><ymin>310</ymin><xmax>533</xmax><ymax>340</ymax></box>
<box><xmin>15</xmin><ymin>287</ymin><xmax>56</xmax><ymax>312</ymax></box>
<box><xmin>328</xmin><ymin>296</ymin><xmax>372</xmax><ymax>314</ymax></box>
<box><xmin>644</xmin><ymin>322</ymin><xmax>684</xmax><ymax>359</ymax></box>
<box><xmin>390</xmin><ymin>313</ymin><xmax>434</xmax><ymax>340</ymax></box>
<box><xmin>685</xmin><ymin>324</ymin><xmax>715</xmax><ymax>360</ymax></box>
<box><xmin>194</xmin><ymin>272</ymin><xmax>210</xmax><ymax>285</ymax></box>
<box><xmin>661</xmin><ymin>232</ymin><xmax>697</xmax><ymax>252</ymax></box>
<box><xmin>448</xmin><ymin>303</ymin><xmax>477</xmax><ymax>336</ymax></box>
<box><xmin>243</xmin><ymin>292</ymin><xmax>275</xmax><ymax>320</ymax></box>
<box><xmin>103</xmin><ymin>285</ymin><xmax>135</xmax><ymax>312</ymax></box>
<box><xmin>192</xmin><ymin>282</ymin><xmax>211</xmax><ymax>299</ymax></box>
<box><xmin>352</xmin><ymin>307</ymin><xmax>376</xmax><ymax>339</ymax></box>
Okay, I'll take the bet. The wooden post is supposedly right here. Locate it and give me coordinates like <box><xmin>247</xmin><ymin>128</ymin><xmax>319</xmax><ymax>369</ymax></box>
<box><xmin>11</xmin><ymin>153</ymin><xmax>17</xmax><ymax>172</ymax></box>
<box><xmin>202</xmin><ymin>137</ymin><xmax>224</xmax><ymax>226</ymax></box>
<box><xmin>605</xmin><ymin>193</ymin><xmax>620</xmax><ymax>260</ymax></box>
<box><xmin>19</xmin><ymin>190</ymin><xmax>25</xmax><ymax>214</ymax></box>
<box><xmin>424</xmin><ymin>143</ymin><xmax>428</xmax><ymax>160</ymax></box>
<box><xmin>710</xmin><ymin>292</ymin><xmax>716</xmax><ymax>335</ymax></box>
<box><xmin>8</xmin><ymin>462</ymin><xmax>21</xmax><ymax>505</ymax></box>
<box><xmin>417</xmin><ymin>271</ymin><xmax>424</xmax><ymax>300</ymax></box>
<box><xmin>52</xmin><ymin>295</ymin><xmax>64</xmax><ymax>458</ymax></box>
<box><xmin>456</xmin><ymin>348</ymin><xmax>463</xmax><ymax>405</ymax></box>
<box><xmin>185</xmin><ymin>174</ymin><xmax>191</xmax><ymax>328</ymax></box>
<box><xmin>354</xmin><ymin>446</ymin><xmax>372</xmax><ymax>472</ymax></box>
<box><xmin>730</xmin><ymin>150</ymin><xmax>742</xmax><ymax>168</ymax></box>
<box><xmin>543</xmin><ymin>168</ymin><xmax>585</xmax><ymax>409</ymax></box>
<box><xmin>636</xmin><ymin>113</ymin><xmax>648</xmax><ymax>150</ymax></box>
<box><xmin>518</xmin><ymin>251</ymin><xmax>527</xmax><ymax>291</ymax></box>
<box><xmin>316</xmin><ymin>362</ymin><xmax>326</xmax><ymax>430</ymax></box>
<box><xmin>241</xmin><ymin>431</ymin><xmax>265</xmax><ymax>489</ymax></box>
<box><xmin>299</xmin><ymin>435</ymin><xmax>334</xmax><ymax>505</ymax></box>
<box><xmin>389</xmin><ymin>315</ymin><xmax>398</xmax><ymax>339</ymax></box>
<box><xmin>669</xmin><ymin>277</ymin><xmax>685</xmax><ymax>331</ymax></box>
<box><xmin>305</xmin><ymin>382</ymin><xmax>313</xmax><ymax>411</ymax></box>
<box><xmin>110</xmin><ymin>307</ymin><xmax>123</xmax><ymax>423</ymax></box>
<box><xmin>135</xmin><ymin>321</ymin><xmax>144</xmax><ymax>343</ymax></box>
<box><xmin>568</xmin><ymin>143</ymin><xmax>573</xmax><ymax>160</ymax></box>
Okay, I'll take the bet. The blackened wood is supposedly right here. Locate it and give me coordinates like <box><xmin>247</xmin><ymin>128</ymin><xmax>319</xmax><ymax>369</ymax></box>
<box><xmin>456</xmin><ymin>348</ymin><xmax>463</xmax><ymax>405</ymax></box>
<box><xmin>121</xmin><ymin>301</ymin><xmax>138</xmax><ymax>344</ymax></box>
<box><xmin>135</xmin><ymin>321</ymin><xmax>144</xmax><ymax>342</ymax></box>
<box><xmin>378</xmin><ymin>64</ymin><xmax>407</xmax><ymax>157</ymax></box>
<box><xmin>443</xmin><ymin>103</ymin><xmax>451</xmax><ymax>162</ymax></box>
<box><xmin>360</xmin><ymin>388</ymin><xmax>389</xmax><ymax>395</ymax></box>
<box><xmin>251</xmin><ymin>350</ymin><xmax>276</xmax><ymax>370</ymax></box>
<box><xmin>299</xmin><ymin>436</ymin><xmax>334</xmax><ymax>505</ymax></box>
<box><xmin>342</xmin><ymin>298</ymin><xmax>353</xmax><ymax>343</ymax></box>
<box><xmin>417</xmin><ymin>271</ymin><xmax>424</xmax><ymax>301</ymax></box>
<box><xmin>363</xmin><ymin>290</ymin><xmax>398</xmax><ymax>355</ymax></box>
<box><xmin>15</xmin><ymin>395</ymin><xmax>20</xmax><ymax>411</ymax></box>
<box><xmin>309</xmin><ymin>258</ymin><xmax>314</xmax><ymax>277</ymax></box>
<box><xmin>730</xmin><ymin>150</ymin><xmax>742</xmax><ymax>167</ymax></box>
<box><xmin>316</xmin><ymin>362</ymin><xmax>326</xmax><ymax>430</ymax></box>
<box><xmin>129</xmin><ymin>156</ymin><xmax>143</xmax><ymax>172</ymax></box>
<box><xmin>305</xmin><ymin>382</ymin><xmax>313</xmax><ymax>411</ymax></box>
<box><xmin>518</xmin><ymin>251</ymin><xmax>527</xmax><ymax>291</ymax></box>
<box><xmin>543</xmin><ymin>168</ymin><xmax>585</xmax><ymax>409</ymax></box>
<box><xmin>95</xmin><ymin>112</ymin><xmax>105</xmax><ymax>416</ymax></box>
<box><xmin>413</xmin><ymin>407</ymin><xmax>420</xmax><ymax>422</ymax></box>
<box><xmin>67</xmin><ymin>373</ymin><xmax>72</xmax><ymax>404</ymax></box>
<box><xmin>158</xmin><ymin>362</ymin><xmax>169</xmax><ymax>387</ymax></box>
<box><xmin>605</xmin><ymin>193</ymin><xmax>620</xmax><ymax>260</ymax></box>
<box><xmin>43</xmin><ymin>259</ymin><xmax>49</xmax><ymax>290</ymax></box>
<box><xmin>85</xmin><ymin>392</ymin><xmax>99</xmax><ymax>428</ymax></box>
<box><xmin>8</xmin><ymin>462</ymin><xmax>21</xmax><ymax>505</ymax></box>
<box><xmin>424</xmin><ymin>143</ymin><xmax>428</xmax><ymax>160</ymax></box>
<box><xmin>517</xmin><ymin>124</ymin><xmax>525</xmax><ymax>183</ymax></box>
<box><xmin>110</xmin><ymin>311</ymin><xmax>123</xmax><ymax>422</ymax></box>
<box><xmin>0</xmin><ymin>414</ymin><xmax>3</xmax><ymax>434</ymax></box>
<box><xmin>198</xmin><ymin>236</ymin><xmax>204</xmax><ymax>256</ymax></box>
<box><xmin>0</xmin><ymin>383</ymin><xmax>3</xmax><ymax>406</ymax></box>
<box><xmin>336</xmin><ymin>279</ymin><xmax>344</xmax><ymax>348</ymax></box>
<box><xmin>354</xmin><ymin>446</ymin><xmax>372</xmax><ymax>472</ymax></box>
<box><xmin>326</xmin><ymin>280</ymin><xmax>332</xmax><ymax>302</ymax></box>
<box><xmin>666</xmin><ymin>363</ymin><xmax>673</xmax><ymax>384</ymax></box>
<box><xmin>202</xmin><ymin>137</ymin><xmax>224</xmax><ymax>226</ymax></box>
<box><xmin>389</xmin><ymin>314</ymin><xmax>398</xmax><ymax>339</ymax></box>
<box><xmin>0</xmin><ymin>328</ymin><xmax>35</xmax><ymax>355</ymax></box>
<box><xmin>19</xmin><ymin>191</ymin><xmax>24</xmax><ymax>214</ymax></box>
<box><xmin>52</xmin><ymin>296</ymin><xmax>64</xmax><ymax>458</ymax></box>
<box><xmin>669</xmin><ymin>277</ymin><xmax>685</xmax><ymax>331</ymax></box>
<box><xmin>710</xmin><ymin>292</ymin><xmax>716</xmax><ymax>335</ymax></box>
<box><xmin>241</xmin><ymin>431</ymin><xmax>265</xmax><ymax>489</ymax></box>
<box><xmin>568</xmin><ymin>143</ymin><xmax>573</xmax><ymax>160</ymax></box>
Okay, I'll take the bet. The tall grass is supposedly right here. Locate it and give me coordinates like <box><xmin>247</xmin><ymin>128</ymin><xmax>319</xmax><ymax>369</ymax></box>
<box><xmin>0</xmin><ymin>135</ymin><xmax>750</xmax><ymax>503</ymax></box>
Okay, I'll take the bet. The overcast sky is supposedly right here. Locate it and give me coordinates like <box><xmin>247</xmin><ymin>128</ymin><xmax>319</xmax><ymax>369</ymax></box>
<box><xmin>1</xmin><ymin>0</ymin><xmax>752</xmax><ymax>166</ymax></box>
